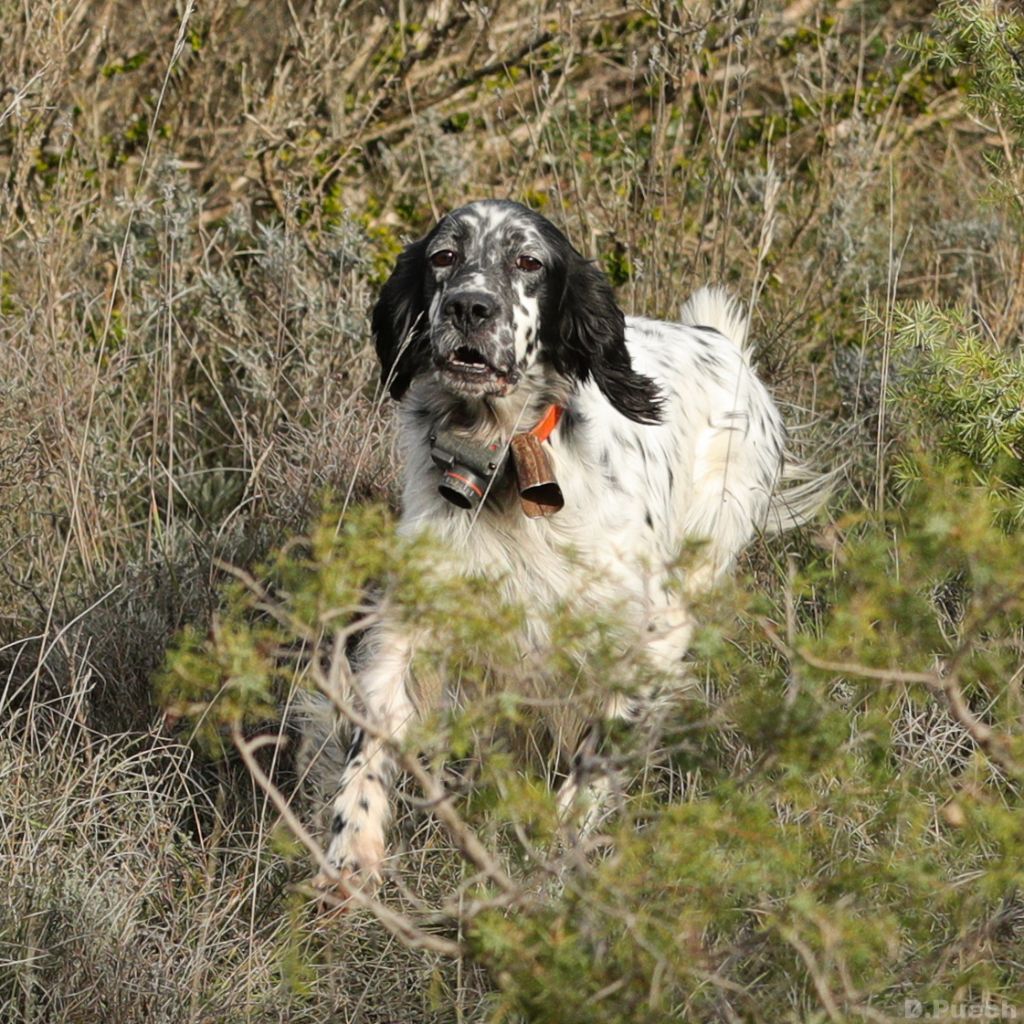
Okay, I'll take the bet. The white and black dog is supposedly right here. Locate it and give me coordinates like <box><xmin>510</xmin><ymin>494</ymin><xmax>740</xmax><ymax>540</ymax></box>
<box><xmin>311</xmin><ymin>199</ymin><xmax>821</xmax><ymax>896</ymax></box>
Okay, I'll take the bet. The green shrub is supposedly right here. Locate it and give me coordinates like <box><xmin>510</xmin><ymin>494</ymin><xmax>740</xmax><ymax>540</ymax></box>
<box><xmin>158</xmin><ymin>454</ymin><xmax>1024</xmax><ymax>1022</ymax></box>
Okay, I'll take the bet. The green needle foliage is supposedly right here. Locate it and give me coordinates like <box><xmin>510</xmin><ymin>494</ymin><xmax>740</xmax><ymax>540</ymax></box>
<box><xmin>922</xmin><ymin>0</ymin><xmax>1024</xmax><ymax>216</ymax></box>
<box><xmin>158</xmin><ymin>460</ymin><xmax>1024</xmax><ymax>1022</ymax></box>
<box><xmin>888</xmin><ymin>302</ymin><xmax>1024</xmax><ymax>528</ymax></box>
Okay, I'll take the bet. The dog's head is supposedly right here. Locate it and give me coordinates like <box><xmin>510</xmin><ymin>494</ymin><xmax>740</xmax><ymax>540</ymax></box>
<box><xmin>371</xmin><ymin>200</ymin><xmax>662</xmax><ymax>424</ymax></box>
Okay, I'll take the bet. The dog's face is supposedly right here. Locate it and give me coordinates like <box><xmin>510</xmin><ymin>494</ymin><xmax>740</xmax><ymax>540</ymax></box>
<box><xmin>420</xmin><ymin>203</ymin><xmax>552</xmax><ymax>398</ymax></box>
<box><xmin>372</xmin><ymin>200</ymin><xmax>662</xmax><ymax>424</ymax></box>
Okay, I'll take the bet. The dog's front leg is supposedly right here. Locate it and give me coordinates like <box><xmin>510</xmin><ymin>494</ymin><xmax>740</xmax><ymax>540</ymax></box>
<box><xmin>316</xmin><ymin>625</ymin><xmax>418</xmax><ymax>897</ymax></box>
<box><xmin>557</xmin><ymin>602</ymin><xmax>695</xmax><ymax>837</ymax></box>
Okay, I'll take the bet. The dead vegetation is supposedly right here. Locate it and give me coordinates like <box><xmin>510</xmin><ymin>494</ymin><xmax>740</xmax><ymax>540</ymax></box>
<box><xmin>3</xmin><ymin>1</ymin><xmax>1024</xmax><ymax>1021</ymax></box>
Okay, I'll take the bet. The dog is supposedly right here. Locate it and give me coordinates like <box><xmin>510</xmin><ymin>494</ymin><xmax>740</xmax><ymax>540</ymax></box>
<box><xmin>310</xmin><ymin>199</ymin><xmax>822</xmax><ymax>896</ymax></box>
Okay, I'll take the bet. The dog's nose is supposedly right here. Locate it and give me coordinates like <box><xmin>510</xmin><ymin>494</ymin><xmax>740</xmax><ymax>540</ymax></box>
<box><xmin>443</xmin><ymin>291</ymin><xmax>497</xmax><ymax>330</ymax></box>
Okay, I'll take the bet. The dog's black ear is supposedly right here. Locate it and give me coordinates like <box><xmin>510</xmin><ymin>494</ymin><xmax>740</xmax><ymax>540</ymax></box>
<box><xmin>371</xmin><ymin>237</ymin><xmax>432</xmax><ymax>400</ymax></box>
<box><xmin>553</xmin><ymin>255</ymin><xmax>663</xmax><ymax>424</ymax></box>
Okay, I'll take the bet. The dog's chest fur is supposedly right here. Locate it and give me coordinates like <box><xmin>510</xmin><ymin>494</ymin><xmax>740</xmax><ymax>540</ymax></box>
<box><xmin>392</xmin><ymin>316</ymin><xmax>785</xmax><ymax>636</ymax></box>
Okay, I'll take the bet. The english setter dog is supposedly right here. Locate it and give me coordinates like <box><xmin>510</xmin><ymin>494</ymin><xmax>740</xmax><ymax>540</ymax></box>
<box><xmin>311</xmin><ymin>199</ymin><xmax>821</xmax><ymax>897</ymax></box>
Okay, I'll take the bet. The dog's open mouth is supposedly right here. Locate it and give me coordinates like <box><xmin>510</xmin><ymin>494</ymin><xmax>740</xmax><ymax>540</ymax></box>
<box><xmin>448</xmin><ymin>346</ymin><xmax>498</xmax><ymax>375</ymax></box>
<box><xmin>438</xmin><ymin>345</ymin><xmax>512</xmax><ymax>392</ymax></box>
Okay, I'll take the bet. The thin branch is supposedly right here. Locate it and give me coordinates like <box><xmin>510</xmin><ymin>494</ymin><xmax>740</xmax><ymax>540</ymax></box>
<box><xmin>232</xmin><ymin>727</ymin><xmax>463</xmax><ymax>957</ymax></box>
<box><xmin>760</xmin><ymin>619</ymin><xmax>1023</xmax><ymax>777</ymax></box>
<box><xmin>232</xmin><ymin>728</ymin><xmax>333</xmax><ymax>873</ymax></box>
<box><xmin>310</xmin><ymin>659</ymin><xmax>522</xmax><ymax>899</ymax></box>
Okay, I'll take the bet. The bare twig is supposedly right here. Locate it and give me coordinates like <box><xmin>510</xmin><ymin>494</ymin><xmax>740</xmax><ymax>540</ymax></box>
<box><xmin>232</xmin><ymin>727</ymin><xmax>464</xmax><ymax>956</ymax></box>
<box><xmin>760</xmin><ymin>619</ymin><xmax>1023</xmax><ymax>777</ymax></box>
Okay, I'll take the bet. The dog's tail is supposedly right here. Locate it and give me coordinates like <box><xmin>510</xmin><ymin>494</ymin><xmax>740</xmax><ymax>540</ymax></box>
<box><xmin>680</xmin><ymin>286</ymin><xmax>750</xmax><ymax>355</ymax></box>
<box><xmin>765</xmin><ymin>458</ymin><xmax>836</xmax><ymax>534</ymax></box>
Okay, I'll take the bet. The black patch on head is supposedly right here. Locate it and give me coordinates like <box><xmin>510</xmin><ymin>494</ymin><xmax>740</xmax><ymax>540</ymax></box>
<box><xmin>331</xmin><ymin>814</ymin><xmax>346</xmax><ymax>835</ymax></box>
<box><xmin>534</xmin><ymin>225</ymin><xmax>663</xmax><ymax>424</ymax></box>
<box><xmin>358</xmin><ymin>798</ymin><xmax>370</xmax><ymax>812</ymax></box>
<box><xmin>371</xmin><ymin>236</ymin><xmax>436</xmax><ymax>400</ymax></box>
<box><xmin>645</xmin><ymin>511</ymin><xmax>653</xmax><ymax>528</ymax></box>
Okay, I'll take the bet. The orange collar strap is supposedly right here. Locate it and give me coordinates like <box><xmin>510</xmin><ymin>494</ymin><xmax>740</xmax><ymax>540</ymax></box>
<box><xmin>529</xmin><ymin>404</ymin><xmax>563</xmax><ymax>443</ymax></box>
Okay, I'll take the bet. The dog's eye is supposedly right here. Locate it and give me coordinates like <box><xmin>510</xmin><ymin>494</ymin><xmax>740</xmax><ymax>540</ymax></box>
<box><xmin>516</xmin><ymin>254</ymin><xmax>543</xmax><ymax>272</ymax></box>
<box><xmin>429</xmin><ymin>250</ymin><xmax>457</xmax><ymax>268</ymax></box>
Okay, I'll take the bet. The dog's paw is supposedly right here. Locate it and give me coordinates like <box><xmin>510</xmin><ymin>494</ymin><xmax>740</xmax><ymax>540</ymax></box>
<box><xmin>556</xmin><ymin>768</ymin><xmax>614</xmax><ymax>842</ymax></box>
<box><xmin>311</xmin><ymin>868</ymin><xmax>364</xmax><ymax>915</ymax></box>
<box><xmin>328</xmin><ymin>823</ymin><xmax>386</xmax><ymax>882</ymax></box>
<box><xmin>313</xmin><ymin>825</ymin><xmax>386</xmax><ymax>914</ymax></box>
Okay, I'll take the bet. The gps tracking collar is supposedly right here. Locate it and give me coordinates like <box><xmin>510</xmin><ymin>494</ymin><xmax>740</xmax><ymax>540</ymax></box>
<box><xmin>428</xmin><ymin>405</ymin><xmax>565</xmax><ymax>518</ymax></box>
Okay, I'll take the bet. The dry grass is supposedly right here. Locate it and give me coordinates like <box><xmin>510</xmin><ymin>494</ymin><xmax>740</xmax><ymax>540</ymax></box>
<box><xmin>2</xmin><ymin>0</ymin><xmax>1023</xmax><ymax>1020</ymax></box>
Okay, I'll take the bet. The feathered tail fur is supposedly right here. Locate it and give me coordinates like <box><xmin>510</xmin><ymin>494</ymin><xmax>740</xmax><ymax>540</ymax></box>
<box><xmin>680</xmin><ymin>286</ymin><xmax>751</xmax><ymax>353</ymax></box>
